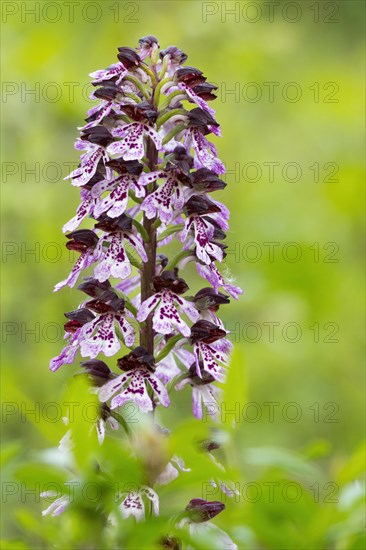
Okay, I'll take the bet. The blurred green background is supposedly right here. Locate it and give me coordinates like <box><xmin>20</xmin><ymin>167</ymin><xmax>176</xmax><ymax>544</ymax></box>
<box><xmin>1</xmin><ymin>1</ymin><xmax>365</xmax><ymax>548</ymax></box>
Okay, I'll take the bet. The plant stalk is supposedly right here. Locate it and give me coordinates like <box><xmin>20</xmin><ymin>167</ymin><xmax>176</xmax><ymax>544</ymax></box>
<box><xmin>140</xmin><ymin>136</ymin><xmax>158</xmax><ymax>355</ymax></box>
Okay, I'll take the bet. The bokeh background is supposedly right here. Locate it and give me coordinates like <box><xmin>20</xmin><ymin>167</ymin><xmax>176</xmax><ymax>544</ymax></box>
<box><xmin>1</xmin><ymin>1</ymin><xmax>365</xmax><ymax>548</ymax></box>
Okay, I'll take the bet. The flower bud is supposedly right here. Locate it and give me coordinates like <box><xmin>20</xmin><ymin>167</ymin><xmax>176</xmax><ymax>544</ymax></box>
<box><xmin>160</xmin><ymin>46</ymin><xmax>188</xmax><ymax>64</ymax></box>
<box><xmin>199</xmin><ymin>439</ymin><xmax>220</xmax><ymax>452</ymax></box>
<box><xmin>139</xmin><ymin>35</ymin><xmax>159</xmax><ymax>49</ymax></box>
<box><xmin>159</xmin><ymin>536</ymin><xmax>182</xmax><ymax>550</ymax></box>
<box><xmin>117</xmin><ymin>47</ymin><xmax>141</xmax><ymax>69</ymax></box>
<box><xmin>185</xmin><ymin>498</ymin><xmax>225</xmax><ymax>522</ymax></box>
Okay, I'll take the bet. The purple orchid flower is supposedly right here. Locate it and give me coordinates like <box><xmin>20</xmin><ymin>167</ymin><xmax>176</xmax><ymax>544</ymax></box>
<box><xmin>62</xmin><ymin>188</ymin><xmax>96</xmax><ymax>233</ymax></box>
<box><xmin>92</xmin><ymin>213</ymin><xmax>147</xmax><ymax>282</ymax></box>
<box><xmin>176</xmin><ymin>361</ymin><xmax>221</xmax><ymax>420</ymax></box>
<box><xmin>64</xmin><ymin>140</ymin><xmax>110</xmax><ymax>187</ymax></box>
<box><xmin>107</xmin><ymin>123</ymin><xmax>162</xmax><ymax>161</ymax></box>
<box><xmin>54</xmin><ymin>230</ymin><xmax>100</xmax><ymax>292</ymax></box>
<box><xmin>89</xmin><ymin>62</ymin><xmax>128</xmax><ymax>84</ymax></box>
<box><xmin>99</xmin><ymin>347</ymin><xmax>170</xmax><ymax>412</ymax></box>
<box><xmin>137</xmin><ymin>271</ymin><xmax>199</xmax><ymax>337</ymax></box>
<box><xmin>139</xmin><ymin>171</ymin><xmax>186</xmax><ymax>225</ymax></box>
<box><xmin>118</xmin><ymin>486</ymin><xmax>159</xmax><ymax>521</ymax></box>
<box><xmin>51</xmin><ymin>36</ymin><xmax>242</xmax><ymax>547</ymax></box>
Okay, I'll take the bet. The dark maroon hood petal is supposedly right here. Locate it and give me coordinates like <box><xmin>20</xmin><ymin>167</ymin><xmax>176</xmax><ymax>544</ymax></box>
<box><xmin>184</xmin><ymin>195</ymin><xmax>221</xmax><ymax>217</ymax></box>
<box><xmin>191</xmin><ymin>168</ymin><xmax>226</xmax><ymax>192</ymax></box>
<box><xmin>81</xmin><ymin>125</ymin><xmax>113</xmax><ymax>147</ymax></box>
<box><xmin>64</xmin><ymin>308</ymin><xmax>95</xmax><ymax>332</ymax></box>
<box><xmin>94</xmin><ymin>213</ymin><xmax>133</xmax><ymax>233</ymax></box>
<box><xmin>77</xmin><ymin>277</ymin><xmax>112</xmax><ymax>298</ymax></box>
<box><xmin>66</xmin><ymin>229</ymin><xmax>99</xmax><ymax>252</ymax></box>
<box><xmin>153</xmin><ymin>270</ymin><xmax>189</xmax><ymax>295</ymax></box>
<box><xmin>187</xmin><ymin>108</ymin><xmax>219</xmax><ymax>131</ymax></box>
<box><xmin>105</xmin><ymin>158</ymin><xmax>143</xmax><ymax>176</ymax></box>
<box><xmin>193</xmin><ymin>287</ymin><xmax>230</xmax><ymax>311</ymax></box>
<box><xmin>117</xmin><ymin>346</ymin><xmax>155</xmax><ymax>372</ymax></box>
<box><xmin>190</xmin><ymin>320</ymin><xmax>227</xmax><ymax>344</ymax></box>
<box><xmin>80</xmin><ymin>359</ymin><xmax>113</xmax><ymax>385</ymax></box>
<box><xmin>175</xmin><ymin>67</ymin><xmax>206</xmax><ymax>87</ymax></box>
<box><xmin>188</xmin><ymin>361</ymin><xmax>216</xmax><ymax>385</ymax></box>
<box><xmin>117</xmin><ymin>47</ymin><xmax>141</xmax><ymax>69</ymax></box>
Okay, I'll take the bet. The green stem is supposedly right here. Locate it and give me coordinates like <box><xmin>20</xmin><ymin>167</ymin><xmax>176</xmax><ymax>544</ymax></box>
<box><xmin>155</xmin><ymin>335</ymin><xmax>184</xmax><ymax>363</ymax></box>
<box><xmin>124</xmin><ymin>75</ymin><xmax>150</xmax><ymax>100</ymax></box>
<box><xmin>160</xmin><ymin>89</ymin><xmax>185</xmax><ymax>110</ymax></box>
<box><xmin>152</xmin><ymin>218</ymin><xmax>162</xmax><ymax>231</ymax></box>
<box><xmin>154</xmin><ymin>77</ymin><xmax>173</xmax><ymax>107</ymax></box>
<box><xmin>126</xmin><ymin>249</ymin><xmax>142</xmax><ymax>270</ymax></box>
<box><xmin>158</xmin><ymin>224</ymin><xmax>184</xmax><ymax>242</ymax></box>
<box><xmin>162</xmin><ymin>123</ymin><xmax>187</xmax><ymax>146</ymax></box>
<box><xmin>166</xmin><ymin>250</ymin><xmax>193</xmax><ymax>271</ymax></box>
<box><xmin>156</xmin><ymin>108</ymin><xmax>187</xmax><ymax>128</ymax></box>
<box><xmin>158</xmin><ymin>56</ymin><xmax>170</xmax><ymax>80</ymax></box>
<box><xmin>141</xmin><ymin>64</ymin><xmax>157</xmax><ymax>87</ymax></box>
<box><xmin>128</xmin><ymin>190</ymin><xmax>143</xmax><ymax>204</ymax></box>
<box><xmin>109</xmin><ymin>410</ymin><xmax>132</xmax><ymax>437</ymax></box>
<box><xmin>132</xmin><ymin>219</ymin><xmax>150</xmax><ymax>243</ymax></box>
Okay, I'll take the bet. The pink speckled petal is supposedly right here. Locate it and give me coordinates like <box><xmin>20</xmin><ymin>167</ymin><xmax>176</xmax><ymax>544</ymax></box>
<box><xmin>137</xmin><ymin>293</ymin><xmax>162</xmax><ymax>322</ymax></box>
<box><xmin>99</xmin><ymin>372</ymin><xmax>129</xmax><ymax>402</ymax></box>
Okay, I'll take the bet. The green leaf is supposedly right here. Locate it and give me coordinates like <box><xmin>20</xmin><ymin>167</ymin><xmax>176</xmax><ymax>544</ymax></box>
<box><xmin>61</xmin><ymin>377</ymin><xmax>99</xmax><ymax>472</ymax></box>
<box><xmin>15</xmin><ymin>463</ymin><xmax>68</xmax><ymax>487</ymax></box>
<box><xmin>155</xmin><ymin>335</ymin><xmax>184</xmax><ymax>363</ymax></box>
<box><xmin>243</xmin><ymin>446</ymin><xmax>321</xmax><ymax>481</ymax></box>
<box><xmin>337</xmin><ymin>442</ymin><xmax>366</xmax><ymax>485</ymax></box>
<box><xmin>158</xmin><ymin>224</ymin><xmax>185</xmax><ymax>242</ymax></box>
<box><xmin>0</xmin><ymin>441</ymin><xmax>22</xmax><ymax>468</ymax></box>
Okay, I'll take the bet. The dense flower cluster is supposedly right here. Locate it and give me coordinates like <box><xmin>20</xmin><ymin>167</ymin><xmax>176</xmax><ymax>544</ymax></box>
<box><xmin>50</xmin><ymin>36</ymin><xmax>241</xmax><ymax>548</ymax></box>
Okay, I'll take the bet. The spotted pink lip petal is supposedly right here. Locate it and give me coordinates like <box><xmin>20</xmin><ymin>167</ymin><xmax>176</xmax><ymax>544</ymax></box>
<box><xmin>62</xmin><ymin>191</ymin><xmax>94</xmax><ymax>233</ymax></box>
<box><xmin>186</xmin><ymin>129</ymin><xmax>226</xmax><ymax>175</ymax></box>
<box><xmin>178</xmin><ymin>82</ymin><xmax>216</xmax><ymax>117</ymax></box>
<box><xmin>89</xmin><ymin>62</ymin><xmax>127</xmax><ymax>83</ymax></box>
<box><xmin>137</xmin><ymin>293</ymin><xmax>162</xmax><ymax>322</ymax></box>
